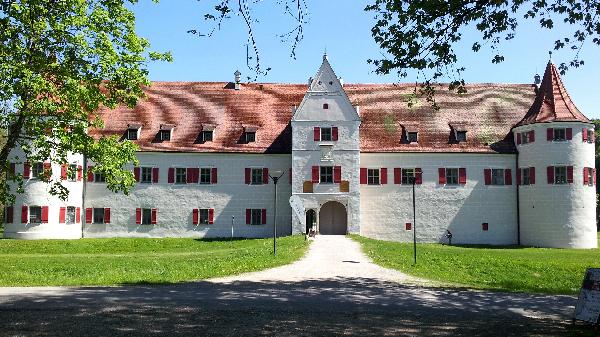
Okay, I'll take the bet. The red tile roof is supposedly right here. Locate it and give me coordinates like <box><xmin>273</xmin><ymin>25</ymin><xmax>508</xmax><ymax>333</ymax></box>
<box><xmin>515</xmin><ymin>62</ymin><xmax>590</xmax><ymax>126</ymax></box>
<box><xmin>91</xmin><ymin>81</ymin><xmax>540</xmax><ymax>154</ymax></box>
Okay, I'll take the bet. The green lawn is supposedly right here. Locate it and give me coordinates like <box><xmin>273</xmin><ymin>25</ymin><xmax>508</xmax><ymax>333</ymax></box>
<box><xmin>351</xmin><ymin>234</ymin><xmax>600</xmax><ymax>295</ymax></box>
<box><xmin>0</xmin><ymin>235</ymin><xmax>309</xmax><ymax>287</ymax></box>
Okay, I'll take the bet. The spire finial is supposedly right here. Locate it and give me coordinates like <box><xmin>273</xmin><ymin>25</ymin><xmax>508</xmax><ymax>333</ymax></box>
<box><xmin>548</xmin><ymin>51</ymin><xmax>553</xmax><ymax>63</ymax></box>
<box><xmin>323</xmin><ymin>47</ymin><xmax>328</xmax><ymax>61</ymax></box>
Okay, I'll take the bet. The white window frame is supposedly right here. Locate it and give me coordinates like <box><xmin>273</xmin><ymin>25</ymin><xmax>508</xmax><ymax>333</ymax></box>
<box><xmin>158</xmin><ymin>129</ymin><xmax>171</xmax><ymax>141</ymax></box>
<box><xmin>202</xmin><ymin>130</ymin><xmax>213</xmax><ymax>142</ymax></box>
<box><xmin>522</xmin><ymin>168</ymin><xmax>531</xmax><ymax>186</ymax></box>
<box><xmin>250</xmin><ymin>209</ymin><xmax>263</xmax><ymax>225</ymax></box>
<box><xmin>446</xmin><ymin>168</ymin><xmax>459</xmax><ymax>185</ymax></box>
<box><xmin>251</xmin><ymin>168</ymin><xmax>263</xmax><ymax>185</ymax></box>
<box><xmin>491</xmin><ymin>169</ymin><xmax>505</xmax><ymax>186</ymax></box>
<box><xmin>455</xmin><ymin>131</ymin><xmax>467</xmax><ymax>142</ymax></box>
<box><xmin>587</xmin><ymin>129</ymin><xmax>594</xmax><ymax>144</ymax></box>
<box><xmin>585</xmin><ymin>167</ymin><xmax>594</xmax><ymax>187</ymax></box>
<box><xmin>199</xmin><ymin>167</ymin><xmax>212</xmax><ymax>184</ymax></box>
<box><xmin>401</xmin><ymin>168</ymin><xmax>415</xmax><ymax>184</ymax></box>
<box><xmin>142</xmin><ymin>208</ymin><xmax>152</xmax><ymax>225</ymax></box>
<box><xmin>198</xmin><ymin>208</ymin><xmax>210</xmax><ymax>225</ymax></box>
<box><xmin>407</xmin><ymin>132</ymin><xmax>418</xmax><ymax>143</ymax></box>
<box><xmin>521</xmin><ymin>131</ymin><xmax>532</xmax><ymax>144</ymax></box>
<box><xmin>66</xmin><ymin>206</ymin><xmax>76</xmax><ymax>224</ymax></box>
<box><xmin>175</xmin><ymin>167</ymin><xmax>187</xmax><ymax>184</ymax></box>
<box><xmin>141</xmin><ymin>166</ymin><xmax>153</xmax><ymax>184</ymax></box>
<box><xmin>93</xmin><ymin>208</ymin><xmax>105</xmax><ymax>224</ymax></box>
<box><xmin>320</xmin><ymin>127</ymin><xmax>332</xmax><ymax>141</ymax></box>
<box><xmin>31</xmin><ymin>162</ymin><xmax>44</xmax><ymax>179</ymax></box>
<box><xmin>367</xmin><ymin>169</ymin><xmax>380</xmax><ymax>185</ymax></box>
<box><xmin>553</xmin><ymin>128</ymin><xmax>566</xmax><ymax>141</ymax></box>
<box><xmin>126</xmin><ymin>128</ymin><xmax>139</xmax><ymax>140</ymax></box>
<box><xmin>320</xmin><ymin>166</ymin><xmax>333</xmax><ymax>184</ymax></box>
<box><xmin>29</xmin><ymin>206</ymin><xmax>42</xmax><ymax>223</ymax></box>
<box><xmin>245</xmin><ymin>131</ymin><xmax>256</xmax><ymax>143</ymax></box>
<box><xmin>554</xmin><ymin>166</ymin><xmax>567</xmax><ymax>184</ymax></box>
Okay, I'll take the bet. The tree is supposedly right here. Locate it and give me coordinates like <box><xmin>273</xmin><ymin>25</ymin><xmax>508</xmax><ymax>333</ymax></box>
<box><xmin>365</xmin><ymin>0</ymin><xmax>600</xmax><ymax>106</ymax></box>
<box><xmin>0</xmin><ymin>0</ymin><xmax>171</xmax><ymax>205</ymax></box>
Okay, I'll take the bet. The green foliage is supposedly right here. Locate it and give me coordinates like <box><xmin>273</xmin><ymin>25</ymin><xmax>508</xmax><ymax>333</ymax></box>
<box><xmin>0</xmin><ymin>235</ymin><xmax>309</xmax><ymax>286</ymax></box>
<box><xmin>365</xmin><ymin>0</ymin><xmax>600</xmax><ymax>107</ymax></box>
<box><xmin>0</xmin><ymin>0</ymin><xmax>172</xmax><ymax>205</ymax></box>
<box><xmin>351</xmin><ymin>234</ymin><xmax>600</xmax><ymax>295</ymax></box>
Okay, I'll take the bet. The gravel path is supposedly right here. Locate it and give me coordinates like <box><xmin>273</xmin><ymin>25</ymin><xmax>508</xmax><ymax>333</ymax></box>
<box><xmin>0</xmin><ymin>235</ymin><xmax>584</xmax><ymax>337</ymax></box>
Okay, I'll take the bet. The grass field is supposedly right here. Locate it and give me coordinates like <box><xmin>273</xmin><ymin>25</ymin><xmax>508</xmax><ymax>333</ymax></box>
<box><xmin>351</xmin><ymin>234</ymin><xmax>600</xmax><ymax>295</ymax></box>
<box><xmin>0</xmin><ymin>235</ymin><xmax>309</xmax><ymax>287</ymax></box>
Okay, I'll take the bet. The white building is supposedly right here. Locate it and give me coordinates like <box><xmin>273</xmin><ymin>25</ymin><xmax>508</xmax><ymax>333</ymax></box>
<box><xmin>3</xmin><ymin>55</ymin><xmax>597</xmax><ymax>248</ymax></box>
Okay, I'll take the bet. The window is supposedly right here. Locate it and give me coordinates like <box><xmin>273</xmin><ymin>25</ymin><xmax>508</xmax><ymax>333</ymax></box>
<box><xmin>367</xmin><ymin>169</ymin><xmax>380</xmax><ymax>185</ymax></box>
<box><xmin>553</xmin><ymin>128</ymin><xmax>566</xmax><ymax>141</ymax></box>
<box><xmin>66</xmin><ymin>206</ymin><xmax>76</xmax><ymax>224</ymax></box>
<box><xmin>587</xmin><ymin>129</ymin><xmax>594</xmax><ymax>143</ymax></box>
<box><xmin>159</xmin><ymin>130</ymin><xmax>171</xmax><ymax>141</ymax></box>
<box><xmin>323</xmin><ymin>103</ymin><xmax>329</xmax><ymax>109</ymax></box>
<box><xmin>522</xmin><ymin>168</ymin><xmax>531</xmax><ymax>185</ymax></box>
<box><xmin>554</xmin><ymin>166</ymin><xmax>567</xmax><ymax>184</ymax></box>
<box><xmin>585</xmin><ymin>167</ymin><xmax>594</xmax><ymax>187</ymax></box>
<box><xmin>401</xmin><ymin>168</ymin><xmax>415</xmax><ymax>184</ymax></box>
<box><xmin>31</xmin><ymin>162</ymin><xmax>44</xmax><ymax>179</ymax></box>
<box><xmin>245</xmin><ymin>132</ymin><xmax>256</xmax><ymax>143</ymax></box>
<box><xmin>456</xmin><ymin>131</ymin><xmax>467</xmax><ymax>142</ymax></box>
<box><xmin>126</xmin><ymin>128</ymin><xmax>138</xmax><ymax>140</ymax></box>
<box><xmin>250</xmin><ymin>209</ymin><xmax>262</xmax><ymax>225</ymax></box>
<box><xmin>251</xmin><ymin>168</ymin><xmax>263</xmax><ymax>185</ymax></box>
<box><xmin>198</xmin><ymin>209</ymin><xmax>209</xmax><ymax>225</ymax></box>
<box><xmin>94</xmin><ymin>171</ymin><xmax>106</xmax><ymax>183</ymax></box>
<box><xmin>491</xmin><ymin>169</ymin><xmax>505</xmax><ymax>185</ymax></box>
<box><xmin>407</xmin><ymin>132</ymin><xmax>418</xmax><ymax>143</ymax></box>
<box><xmin>29</xmin><ymin>206</ymin><xmax>42</xmax><ymax>223</ymax></box>
<box><xmin>320</xmin><ymin>166</ymin><xmax>333</xmax><ymax>184</ymax></box>
<box><xmin>446</xmin><ymin>168</ymin><xmax>459</xmax><ymax>185</ymax></box>
<box><xmin>320</xmin><ymin>127</ymin><xmax>332</xmax><ymax>141</ymax></box>
<box><xmin>67</xmin><ymin>164</ymin><xmax>77</xmax><ymax>182</ymax></box>
<box><xmin>142</xmin><ymin>208</ymin><xmax>152</xmax><ymax>225</ymax></box>
<box><xmin>202</xmin><ymin>130</ymin><xmax>213</xmax><ymax>142</ymax></box>
<box><xmin>93</xmin><ymin>208</ymin><xmax>105</xmax><ymax>224</ymax></box>
<box><xmin>141</xmin><ymin>167</ymin><xmax>153</xmax><ymax>183</ymax></box>
<box><xmin>176</xmin><ymin>168</ymin><xmax>186</xmax><ymax>184</ymax></box>
<box><xmin>200</xmin><ymin>168</ymin><xmax>211</xmax><ymax>184</ymax></box>
<box><xmin>521</xmin><ymin>131</ymin><xmax>533</xmax><ymax>144</ymax></box>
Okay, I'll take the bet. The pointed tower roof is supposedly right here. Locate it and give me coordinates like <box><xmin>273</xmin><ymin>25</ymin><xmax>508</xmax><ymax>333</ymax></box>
<box><xmin>516</xmin><ymin>62</ymin><xmax>590</xmax><ymax>126</ymax></box>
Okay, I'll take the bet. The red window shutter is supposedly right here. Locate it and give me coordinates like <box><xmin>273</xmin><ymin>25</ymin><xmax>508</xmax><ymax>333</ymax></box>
<box><xmin>394</xmin><ymin>168</ymin><xmax>401</xmax><ymax>184</ymax></box>
<box><xmin>566</xmin><ymin>128</ymin><xmax>572</xmax><ymax>140</ymax></box>
<box><xmin>152</xmin><ymin>167</ymin><xmax>159</xmax><ymax>183</ymax></box>
<box><xmin>188</xmin><ymin>168</ymin><xmax>199</xmax><ymax>184</ymax></box>
<box><xmin>5</xmin><ymin>206</ymin><xmax>13</xmax><ymax>223</ymax></box>
<box><xmin>151</xmin><ymin>208</ymin><xmax>157</xmax><ymax>224</ymax></box>
<box><xmin>245</xmin><ymin>168</ymin><xmax>251</xmax><ymax>184</ymax></box>
<box><xmin>530</xmin><ymin>167</ymin><xmax>536</xmax><ymax>184</ymax></box>
<box><xmin>246</xmin><ymin>209</ymin><xmax>251</xmax><ymax>224</ymax></box>
<box><xmin>43</xmin><ymin>162</ymin><xmax>51</xmax><ymax>176</ymax></box>
<box><xmin>21</xmin><ymin>205</ymin><xmax>28</xmax><ymax>223</ymax></box>
<box><xmin>332</xmin><ymin>127</ymin><xmax>339</xmax><ymax>141</ymax></box>
<box><xmin>211</xmin><ymin>168</ymin><xmax>218</xmax><ymax>184</ymax></box>
<box><xmin>459</xmin><ymin>168</ymin><xmax>467</xmax><ymax>185</ymax></box>
<box><xmin>133</xmin><ymin>167</ymin><xmax>140</xmax><ymax>182</ymax></box>
<box><xmin>23</xmin><ymin>162</ymin><xmax>30</xmax><ymax>178</ymax></box>
<box><xmin>516</xmin><ymin>133</ymin><xmax>521</xmax><ymax>145</ymax></box>
<box><xmin>438</xmin><ymin>168</ymin><xmax>446</xmax><ymax>184</ymax></box>
<box><xmin>76</xmin><ymin>207</ymin><xmax>81</xmax><ymax>223</ymax></box>
<box><xmin>168</xmin><ymin>168</ymin><xmax>174</xmax><ymax>183</ymax></box>
<box><xmin>263</xmin><ymin>168</ymin><xmax>269</xmax><ymax>184</ymax></box>
<box><xmin>86</xmin><ymin>208</ymin><xmax>93</xmax><ymax>224</ymax></box>
<box><xmin>516</xmin><ymin>169</ymin><xmax>522</xmax><ymax>185</ymax></box>
<box><xmin>482</xmin><ymin>223</ymin><xmax>489</xmax><ymax>231</ymax></box>
<box><xmin>360</xmin><ymin>168</ymin><xmax>368</xmax><ymax>184</ymax></box>
<box><xmin>88</xmin><ymin>166</ymin><xmax>95</xmax><ymax>182</ymax></box>
<box><xmin>41</xmin><ymin>206</ymin><xmax>49</xmax><ymax>223</ymax></box>
<box><xmin>415</xmin><ymin>168</ymin><xmax>423</xmax><ymax>184</ymax></box>
<box><xmin>333</xmin><ymin>166</ymin><xmax>341</xmax><ymax>183</ymax></box>
<box><xmin>505</xmin><ymin>169</ymin><xmax>512</xmax><ymax>185</ymax></box>
<box><xmin>529</xmin><ymin>130</ymin><xmax>535</xmax><ymax>142</ymax></box>
<box><xmin>583</xmin><ymin>128</ymin><xmax>588</xmax><ymax>142</ymax></box>
<box><xmin>583</xmin><ymin>167</ymin><xmax>589</xmax><ymax>185</ymax></box>
<box><xmin>77</xmin><ymin>165</ymin><xmax>83</xmax><ymax>181</ymax></box>
<box><xmin>547</xmin><ymin>128</ymin><xmax>553</xmax><ymax>141</ymax></box>
<box><xmin>104</xmin><ymin>208</ymin><xmax>111</xmax><ymax>224</ymax></box>
<box><xmin>547</xmin><ymin>166</ymin><xmax>554</xmax><ymax>184</ymax></box>
<box><xmin>208</xmin><ymin>208</ymin><xmax>214</xmax><ymax>224</ymax></box>
<box><xmin>135</xmin><ymin>208</ymin><xmax>142</xmax><ymax>224</ymax></box>
<box><xmin>313</xmin><ymin>127</ymin><xmax>320</xmax><ymax>141</ymax></box>
<box><xmin>405</xmin><ymin>223</ymin><xmax>412</xmax><ymax>230</ymax></box>
<box><xmin>261</xmin><ymin>209</ymin><xmax>267</xmax><ymax>225</ymax></box>
<box><xmin>567</xmin><ymin>166</ymin><xmax>574</xmax><ymax>184</ymax></box>
<box><xmin>193</xmin><ymin>209</ymin><xmax>199</xmax><ymax>225</ymax></box>
<box><xmin>312</xmin><ymin>166</ymin><xmax>320</xmax><ymax>183</ymax></box>
<box><xmin>380</xmin><ymin>168</ymin><xmax>388</xmax><ymax>184</ymax></box>
<box><xmin>484</xmin><ymin>169</ymin><xmax>492</xmax><ymax>185</ymax></box>
<box><xmin>59</xmin><ymin>207</ymin><xmax>66</xmax><ymax>224</ymax></box>
<box><xmin>594</xmin><ymin>169</ymin><xmax>597</xmax><ymax>186</ymax></box>
<box><xmin>61</xmin><ymin>164</ymin><xmax>67</xmax><ymax>180</ymax></box>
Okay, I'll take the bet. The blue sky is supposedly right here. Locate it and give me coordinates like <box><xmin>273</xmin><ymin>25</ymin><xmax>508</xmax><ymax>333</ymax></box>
<box><xmin>133</xmin><ymin>0</ymin><xmax>599</xmax><ymax>119</ymax></box>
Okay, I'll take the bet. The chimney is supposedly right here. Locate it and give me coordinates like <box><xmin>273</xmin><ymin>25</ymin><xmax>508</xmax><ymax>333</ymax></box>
<box><xmin>234</xmin><ymin>70</ymin><xmax>242</xmax><ymax>90</ymax></box>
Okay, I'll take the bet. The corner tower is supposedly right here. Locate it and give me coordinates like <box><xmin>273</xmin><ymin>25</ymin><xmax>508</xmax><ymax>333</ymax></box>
<box><xmin>290</xmin><ymin>55</ymin><xmax>361</xmax><ymax>235</ymax></box>
<box><xmin>514</xmin><ymin>61</ymin><xmax>596</xmax><ymax>248</ymax></box>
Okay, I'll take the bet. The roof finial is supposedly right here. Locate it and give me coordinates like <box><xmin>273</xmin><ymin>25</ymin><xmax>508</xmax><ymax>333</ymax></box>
<box><xmin>323</xmin><ymin>47</ymin><xmax>328</xmax><ymax>61</ymax></box>
<box><xmin>548</xmin><ymin>51</ymin><xmax>553</xmax><ymax>63</ymax></box>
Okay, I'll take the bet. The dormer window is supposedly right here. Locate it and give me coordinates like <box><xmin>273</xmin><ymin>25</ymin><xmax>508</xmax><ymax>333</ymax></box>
<box><xmin>126</xmin><ymin>123</ymin><xmax>141</xmax><ymax>140</ymax></box>
<box><xmin>456</xmin><ymin>131</ymin><xmax>467</xmax><ymax>142</ymax></box>
<box><xmin>243</xmin><ymin>125</ymin><xmax>258</xmax><ymax>143</ymax></box>
<box><xmin>407</xmin><ymin>132</ymin><xmax>418</xmax><ymax>143</ymax></box>
<box><xmin>202</xmin><ymin>130</ymin><xmax>213</xmax><ymax>142</ymax></box>
<box><xmin>323</xmin><ymin>103</ymin><xmax>329</xmax><ymax>109</ymax></box>
<box><xmin>159</xmin><ymin>124</ymin><xmax>174</xmax><ymax>142</ymax></box>
<box><xmin>198</xmin><ymin>124</ymin><xmax>215</xmax><ymax>143</ymax></box>
<box><xmin>449</xmin><ymin>123</ymin><xmax>468</xmax><ymax>143</ymax></box>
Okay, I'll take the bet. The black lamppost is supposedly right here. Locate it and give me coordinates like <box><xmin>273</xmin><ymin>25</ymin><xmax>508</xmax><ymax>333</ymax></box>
<box><xmin>410</xmin><ymin>176</ymin><xmax>417</xmax><ymax>265</ymax></box>
<box><xmin>269</xmin><ymin>170</ymin><xmax>285</xmax><ymax>255</ymax></box>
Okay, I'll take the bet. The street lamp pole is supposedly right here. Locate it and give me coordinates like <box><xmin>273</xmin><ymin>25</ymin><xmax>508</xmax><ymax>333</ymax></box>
<box><xmin>269</xmin><ymin>171</ymin><xmax>285</xmax><ymax>255</ymax></box>
<box><xmin>411</xmin><ymin>176</ymin><xmax>417</xmax><ymax>265</ymax></box>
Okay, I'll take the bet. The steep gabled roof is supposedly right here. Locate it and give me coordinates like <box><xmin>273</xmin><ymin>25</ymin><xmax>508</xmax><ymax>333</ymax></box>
<box><xmin>515</xmin><ymin>62</ymin><xmax>590</xmax><ymax>126</ymax></box>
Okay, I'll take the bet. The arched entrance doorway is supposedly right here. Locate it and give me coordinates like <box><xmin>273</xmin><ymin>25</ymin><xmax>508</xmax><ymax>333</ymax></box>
<box><xmin>319</xmin><ymin>201</ymin><xmax>347</xmax><ymax>235</ymax></box>
<box><xmin>305</xmin><ymin>209</ymin><xmax>316</xmax><ymax>233</ymax></box>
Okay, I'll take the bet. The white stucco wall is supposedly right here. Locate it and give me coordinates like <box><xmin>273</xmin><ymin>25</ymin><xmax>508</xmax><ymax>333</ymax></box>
<box><xmin>83</xmin><ymin>152</ymin><xmax>292</xmax><ymax>238</ymax></box>
<box><xmin>515</xmin><ymin>122</ymin><xmax>597</xmax><ymax>248</ymax></box>
<box><xmin>359</xmin><ymin>153</ymin><xmax>519</xmax><ymax>245</ymax></box>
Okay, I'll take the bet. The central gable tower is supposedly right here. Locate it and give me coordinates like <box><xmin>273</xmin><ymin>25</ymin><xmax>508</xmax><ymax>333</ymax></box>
<box><xmin>291</xmin><ymin>55</ymin><xmax>361</xmax><ymax>235</ymax></box>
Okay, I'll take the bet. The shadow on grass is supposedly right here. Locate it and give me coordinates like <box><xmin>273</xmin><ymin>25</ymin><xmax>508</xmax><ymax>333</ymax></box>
<box><xmin>0</xmin><ymin>277</ymin><xmax>589</xmax><ymax>336</ymax></box>
<box><xmin>440</xmin><ymin>244</ymin><xmax>531</xmax><ymax>250</ymax></box>
<box><xmin>192</xmin><ymin>237</ymin><xmax>250</xmax><ymax>243</ymax></box>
